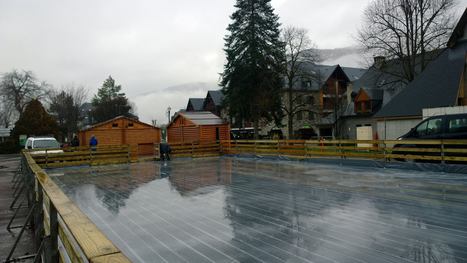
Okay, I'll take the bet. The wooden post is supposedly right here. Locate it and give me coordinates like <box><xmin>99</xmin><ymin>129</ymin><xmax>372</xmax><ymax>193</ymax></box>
<box><xmin>441</xmin><ymin>139</ymin><xmax>445</xmax><ymax>164</ymax></box>
<box><xmin>34</xmin><ymin>183</ymin><xmax>44</xmax><ymax>250</ymax></box>
<box><xmin>47</xmin><ymin>203</ymin><xmax>59</xmax><ymax>263</ymax></box>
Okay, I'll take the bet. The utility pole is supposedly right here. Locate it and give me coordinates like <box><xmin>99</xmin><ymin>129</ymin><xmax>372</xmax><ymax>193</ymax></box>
<box><xmin>166</xmin><ymin>106</ymin><xmax>171</xmax><ymax>124</ymax></box>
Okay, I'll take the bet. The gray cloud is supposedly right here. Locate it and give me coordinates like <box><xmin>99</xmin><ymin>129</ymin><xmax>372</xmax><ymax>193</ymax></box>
<box><xmin>1</xmin><ymin>0</ymin><xmax>465</xmax><ymax>124</ymax></box>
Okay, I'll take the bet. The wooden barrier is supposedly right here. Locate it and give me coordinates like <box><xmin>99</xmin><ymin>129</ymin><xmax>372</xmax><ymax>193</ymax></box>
<box><xmin>29</xmin><ymin>145</ymin><xmax>131</xmax><ymax>168</ymax></box>
<box><xmin>170</xmin><ymin>141</ymin><xmax>221</xmax><ymax>158</ymax></box>
<box><xmin>22</xmin><ymin>151</ymin><xmax>131</xmax><ymax>262</ymax></box>
<box><xmin>220</xmin><ymin>139</ymin><xmax>467</xmax><ymax>163</ymax></box>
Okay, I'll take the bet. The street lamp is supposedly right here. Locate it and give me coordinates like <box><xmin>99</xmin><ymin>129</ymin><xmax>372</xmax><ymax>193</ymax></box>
<box><xmin>166</xmin><ymin>106</ymin><xmax>171</xmax><ymax>123</ymax></box>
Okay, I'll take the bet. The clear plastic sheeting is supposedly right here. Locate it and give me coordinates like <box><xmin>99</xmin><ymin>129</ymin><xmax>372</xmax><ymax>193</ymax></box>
<box><xmin>49</xmin><ymin>157</ymin><xmax>467</xmax><ymax>263</ymax></box>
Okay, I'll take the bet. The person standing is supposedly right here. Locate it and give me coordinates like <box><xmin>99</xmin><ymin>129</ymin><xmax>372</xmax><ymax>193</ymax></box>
<box><xmin>71</xmin><ymin>135</ymin><xmax>80</xmax><ymax>147</ymax></box>
<box><xmin>89</xmin><ymin>135</ymin><xmax>98</xmax><ymax>151</ymax></box>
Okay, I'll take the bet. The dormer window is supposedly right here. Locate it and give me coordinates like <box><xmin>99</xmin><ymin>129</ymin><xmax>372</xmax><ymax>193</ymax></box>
<box><xmin>355</xmin><ymin>101</ymin><xmax>371</xmax><ymax>113</ymax></box>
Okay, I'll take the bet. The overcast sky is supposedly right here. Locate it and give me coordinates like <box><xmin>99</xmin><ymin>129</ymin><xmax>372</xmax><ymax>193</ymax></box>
<box><xmin>0</xmin><ymin>0</ymin><xmax>465</xmax><ymax>124</ymax></box>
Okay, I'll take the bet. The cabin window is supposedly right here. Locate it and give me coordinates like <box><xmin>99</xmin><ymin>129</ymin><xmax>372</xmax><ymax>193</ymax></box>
<box><xmin>128</xmin><ymin>122</ymin><xmax>134</xmax><ymax>127</ymax></box>
<box><xmin>112</xmin><ymin>123</ymin><xmax>118</xmax><ymax>128</ymax></box>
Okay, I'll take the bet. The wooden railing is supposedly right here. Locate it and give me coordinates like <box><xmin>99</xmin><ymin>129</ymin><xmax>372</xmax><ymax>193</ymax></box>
<box><xmin>29</xmin><ymin>145</ymin><xmax>131</xmax><ymax>168</ymax></box>
<box><xmin>21</xmin><ymin>151</ymin><xmax>131</xmax><ymax>262</ymax></box>
<box><xmin>219</xmin><ymin>139</ymin><xmax>467</xmax><ymax>163</ymax></box>
<box><xmin>170</xmin><ymin>141</ymin><xmax>221</xmax><ymax>158</ymax></box>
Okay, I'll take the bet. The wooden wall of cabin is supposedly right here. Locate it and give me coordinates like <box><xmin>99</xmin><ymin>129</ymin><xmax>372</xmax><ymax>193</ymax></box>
<box><xmin>199</xmin><ymin>125</ymin><xmax>230</xmax><ymax>142</ymax></box>
<box><xmin>78</xmin><ymin>118</ymin><xmax>161</xmax><ymax>156</ymax></box>
<box><xmin>168</xmin><ymin>125</ymin><xmax>200</xmax><ymax>143</ymax></box>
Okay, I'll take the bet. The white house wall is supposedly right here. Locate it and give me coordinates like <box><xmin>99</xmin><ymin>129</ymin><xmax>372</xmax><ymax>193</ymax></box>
<box><xmin>377</xmin><ymin>119</ymin><xmax>421</xmax><ymax>140</ymax></box>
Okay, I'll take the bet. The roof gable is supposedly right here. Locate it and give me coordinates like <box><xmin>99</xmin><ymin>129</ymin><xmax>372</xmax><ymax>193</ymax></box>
<box><xmin>168</xmin><ymin>111</ymin><xmax>225</xmax><ymax>128</ymax></box>
<box><xmin>206</xmin><ymin>90</ymin><xmax>223</xmax><ymax>106</ymax></box>
<box><xmin>81</xmin><ymin>116</ymin><xmax>158</xmax><ymax>131</ymax></box>
<box><xmin>186</xmin><ymin>98</ymin><xmax>205</xmax><ymax>111</ymax></box>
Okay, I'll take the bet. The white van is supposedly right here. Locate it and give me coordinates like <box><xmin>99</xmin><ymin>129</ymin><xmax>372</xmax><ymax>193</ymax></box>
<box><xmin>25</xmin><ymin>137</ymin><xmax>63</xmax><ymax>154</ymax></box>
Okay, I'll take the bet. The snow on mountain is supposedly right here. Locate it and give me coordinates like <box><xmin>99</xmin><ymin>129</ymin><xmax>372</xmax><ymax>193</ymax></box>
<box><xmin>316</xmin><ymin>46</ymin><xmax>367</xmax><ymax>68</ymax></box>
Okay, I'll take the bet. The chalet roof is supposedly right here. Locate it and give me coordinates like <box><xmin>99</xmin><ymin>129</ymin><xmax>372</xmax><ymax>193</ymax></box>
<box><xmin>178</xmin><ymin>111</ymin><xmax>225</xmax><ymax>126</ymax></box>
<box><xmin>292</xmin><ymin>63</ymin><xmax>361</xmax><ymax>91</ymax></box>
<box><xmin>207</xmin><ymin>90</ymin><xmax>224</xmax><ymax>106</ymax></box>
<box><xmin>81</xmin><ymin>115</ymin><xmax>158</xmax><ymax>131</ymax></box>
<box><xmin>375</xmin><ymin>41</ymin><xmax>467</xmax><ymax>118</ymax></box>
<box><xmin>187</xmin><ymin>98</ymin><xmax>205</xmax><ymax>111</ymax></box>
<box><xmin>341</xmin><ymin>67</ymin><xmax>366</xmax><ymax>81</ymax></box>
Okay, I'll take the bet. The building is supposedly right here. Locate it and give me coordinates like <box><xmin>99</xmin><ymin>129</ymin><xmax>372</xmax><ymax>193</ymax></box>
<box><xmin>202</xmin><ymin>90</ymin><xmax>224</xmax><ymax>117</ymax></box>
<box><xmin>79</xmin><ymin>116</ymin><xmax>161</xmax><ymax>156</ymax></box>
<box><xmin>263</xmin><ymin>63</ymin><xmax>366</xmax><ymax>139</ymax></box>
<box><xmin>167</xmin><ymin>111</ymin><xmax>229</xmax><ymax>143</ymax></box>
<box><xmin>186</xmin><ymin>98</ymin><xmax>205</xmax><ymax>112</ymax></box>
<box><xmin>373</xmin><ymin>8</ymin><xmax>467</xmax><ymax>139</ymax></box>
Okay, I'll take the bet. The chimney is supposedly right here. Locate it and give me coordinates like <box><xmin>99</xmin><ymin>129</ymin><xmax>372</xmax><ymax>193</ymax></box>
<box><xmin>373</xmin><ymin>56</ymin><xmax>385</xmax><ymax>69</ymax></box>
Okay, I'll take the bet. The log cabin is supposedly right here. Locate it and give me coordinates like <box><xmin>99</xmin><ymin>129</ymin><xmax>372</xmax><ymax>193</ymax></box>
<box><xmin>167</xmin><ymin>111</ymin><xmax>229</xmax><ymax>143</ymax></box>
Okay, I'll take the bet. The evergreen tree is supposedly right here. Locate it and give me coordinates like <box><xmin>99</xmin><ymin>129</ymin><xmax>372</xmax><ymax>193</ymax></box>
<box><xmin>13</xmin><ymin>99</ymin><xmax>59</xmax><ymax>138</ymax></box>
<box><xmin>91</xmin><ymin>76</ymin><xmax>132</xmax><ymax>123</ymax></box>
<box><xmin>221</xmin><ymin>0</ymin><xmax>285</xmax><ymax>137</ymax></box>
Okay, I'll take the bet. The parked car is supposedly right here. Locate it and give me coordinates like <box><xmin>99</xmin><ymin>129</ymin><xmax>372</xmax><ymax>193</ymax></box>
<box><xmin>24</xmin><ymin>137</ymin><xmax>63</xmax><ymax>154</ymax></box>
<box><xmin>393</xmin><ymin>114</ymin><xmax>467</xmax><ymax>161</ymax></box>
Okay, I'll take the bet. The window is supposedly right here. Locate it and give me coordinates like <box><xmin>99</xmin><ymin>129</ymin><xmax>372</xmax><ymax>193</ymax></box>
<box><xmin>128</xmin><ymin>122</ymin><xmax>134</xmax><ymax>127</ymax></box>
<box><xmin>426</xmin><ymin>118</ymin><xmax>442</xmax><ymax>135</ymax></box>
<box><xmin>308</xmin><ymin>112</ymin><xmax>314</xmax><ymax>120</ymax></box>
<box><xmin>415</xmin><ymin>120</ymin><xmax>428</xmax><ymax>136</ymax></box>
<box><xmin>112</xmin><ymin>123</ymin><xmax>118</xmax><ymax>128</ymax></box>
<box><xmin>448</xmin><ymin>117</ymin><xmax>467</xmax><ymax>133</ymax></box>
<box><xmin>416</xmin><ymin>118</ymin><xmax>442</xmax><ymax>136</ymax></box>
<box><xmin>297</xmin><ymin>111</ymin><xmax>303</xmax><ymax>121</ymax></box>
<box><xmin>307</xmin><ymin>96</ymin><xmax>314</xmax><ymax>105</ymax></box>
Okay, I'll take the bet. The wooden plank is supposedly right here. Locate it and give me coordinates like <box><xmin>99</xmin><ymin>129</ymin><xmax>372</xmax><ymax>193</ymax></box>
<box><xmin>90</xmin><ymin>253</ymin><xmax>131</xmax><ymax>263</ymax></box>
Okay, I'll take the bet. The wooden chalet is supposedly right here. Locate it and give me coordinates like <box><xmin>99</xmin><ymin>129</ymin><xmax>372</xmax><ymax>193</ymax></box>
<box><xmin>167</xmin><ymin>111</ymin><xmax>229</xmax><ymax>143</ymax></box>
<box><xmin>79</xmin><ymin>116</ymin><xmax>161</xmax><ymax>156</ymax></box>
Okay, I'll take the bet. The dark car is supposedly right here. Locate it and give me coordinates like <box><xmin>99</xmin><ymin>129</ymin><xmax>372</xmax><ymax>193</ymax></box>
<box><xmin>393</xmin><ymin>113</ymin><xmax>467</xmax><ymax>161</ymax></box>
<box><xmin>398</xmin><ymin>114</ymin><xmax>467</xmax><ymax>140</ymax></box>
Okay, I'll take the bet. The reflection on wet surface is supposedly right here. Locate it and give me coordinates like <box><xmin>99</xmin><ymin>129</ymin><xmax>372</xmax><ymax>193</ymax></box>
<box><xmin>49</xmin><ymin>157</ymin><xmax>467</xmax><ymax>263</ymax></box>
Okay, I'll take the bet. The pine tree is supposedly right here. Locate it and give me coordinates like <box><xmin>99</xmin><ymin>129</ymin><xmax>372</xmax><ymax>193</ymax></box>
<box><xmin>91</xmin><ymin>76</ymin><xmax>132</xmax><ymax>123</ymax></box>
<box><xmin>221</xmin><ymin>0</ymin><xmax>285</xmax><ymax>137</ymax></box>
<box><xmin>13</xmin><ymin>99</ymin><xmax>59</xmax><ymax>138</ymax></box>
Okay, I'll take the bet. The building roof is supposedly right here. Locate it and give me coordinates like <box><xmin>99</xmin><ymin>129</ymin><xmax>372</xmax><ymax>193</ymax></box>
<box><xmin>291</xmin><ymin>63</ymin><xmax>361</xmax><ymax>91</ymax></box>
<box><xmin>375</xmin><ymin>42</ymin><xmax>466</xmax><ymax>118</ymax></box>
<box><xmin>206</xmin><ymin>90</ymin><xmax>224</xmax><ymax>106</ymax></box>
<box><xmin>176</xmin><ymin>111</ymin><xmax>225</xmax><ymax>126</ymax></box>
<box><xmin>186</xmin><ymin>98</ymin><xmax>205</xmax><ymax>111</ymax></box>
<box><xmin>448</xmin><ymin>8</ymin><xmax>467</xmax><ymax>48</ymax></box>
<box><xmin>81</xmin><ymin>115</ymin><xmax>158</xmax><ymax>131</ymax></box>
<box><xmin>341</xmin><ymin>67</ymin><xmax>367</xmax><ymax>81</ymax></box>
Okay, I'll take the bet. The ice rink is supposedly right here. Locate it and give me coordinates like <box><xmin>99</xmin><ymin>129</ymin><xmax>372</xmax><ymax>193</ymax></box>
<box><xmin>49</xmin><ymin>157</ymin><xmax>467</xmax><ymax>263</ymax></box>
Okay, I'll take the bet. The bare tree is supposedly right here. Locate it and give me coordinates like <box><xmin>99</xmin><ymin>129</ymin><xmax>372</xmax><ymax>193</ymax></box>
<box><xmin>358</xmin><ymin>0</ymin><xmax>456</xmax><ymax>82</ymax></box>
<box><xmin>0</xmin><ymin>70</ymin><xmax>49</xmax><ymax>115</ymax></box>
<box><xmin>48</xmin><ymin>86</ymin><xmax>88</xmax><ymax>141</ymax></box>
<box><xmin>281</xmin><ymin>26</ymin><xmax>320</xmax><ymax>138</ymax></box>
<box><xmin>0</xmin><ymin>97</ymin><xmax>15</xmax><ymax>128</ymax></box>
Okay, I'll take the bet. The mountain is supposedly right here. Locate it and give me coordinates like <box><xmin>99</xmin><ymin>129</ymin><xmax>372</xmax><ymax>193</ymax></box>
<box><xmin>315</xmin><ymin>46</ymin><xmax>367</xmax><ymax>68</ymax></box>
